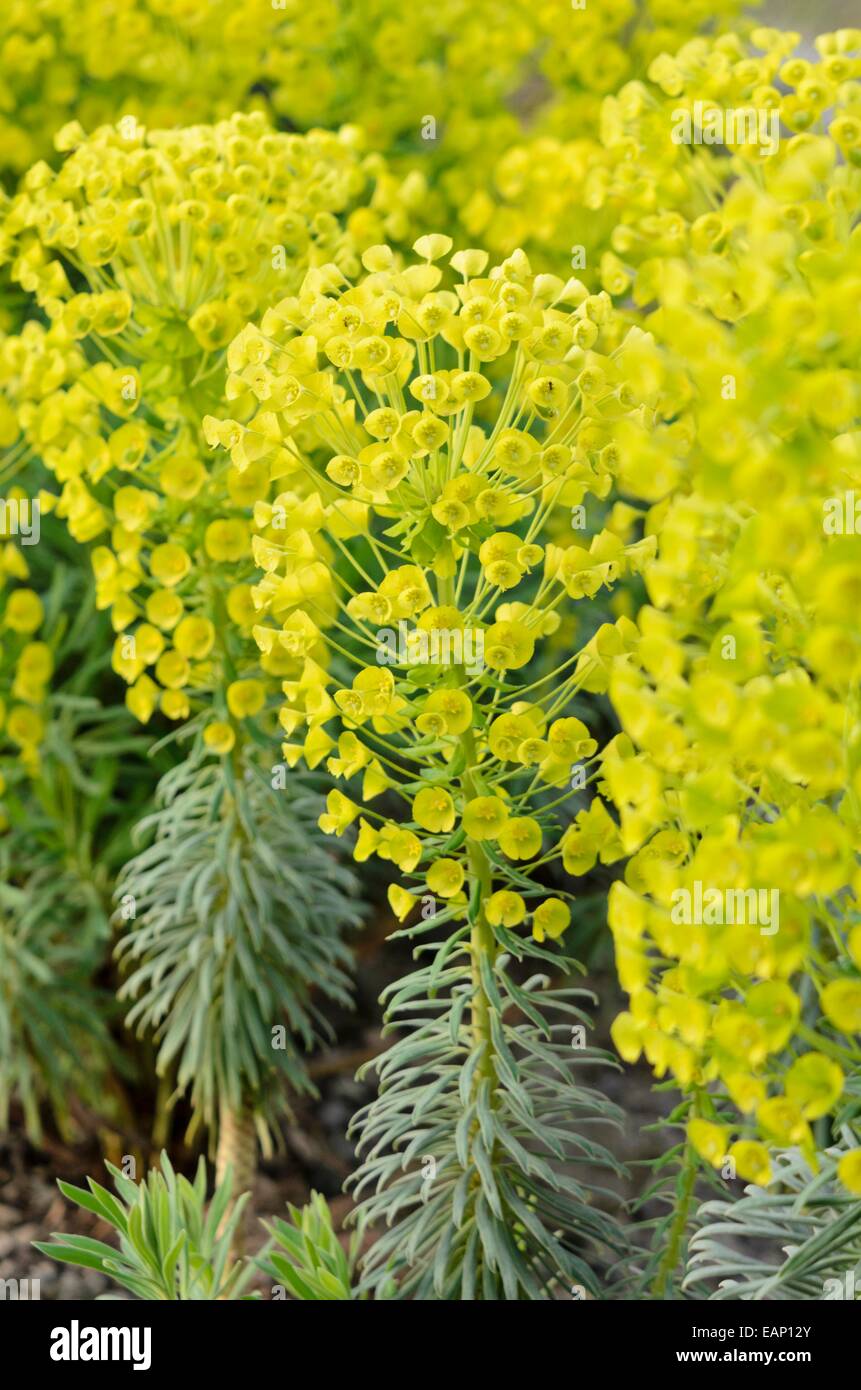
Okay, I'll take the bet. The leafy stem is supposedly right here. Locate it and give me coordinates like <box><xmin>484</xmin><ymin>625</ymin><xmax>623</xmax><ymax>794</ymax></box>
<box><xmin>651</xmin><ymin>1094</ymin><xmax>701</xmax><ymax>1299</ymax></box>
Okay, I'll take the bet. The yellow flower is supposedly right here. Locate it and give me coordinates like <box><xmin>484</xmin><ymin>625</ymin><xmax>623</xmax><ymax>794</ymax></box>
<box><xmin>150</xmin><ymin>543</ymin><xmax>192</xmax><ymax>587</ymax></box>
<box><xmin>160</xmin><ymin>690</ymin><xmax>190</xmax><ymax>721</ymax></box>
<box><xmin>785</xmin><ymin>1053</ymin><xmax>843</xmax><ymax>1119</ymax></box>
<box><xmin>837</xmin><ymin>1150</ymin><xmax>861</xmax><ymax>1196</ymax></box>
<box><xmin>353</xmin><ymin>667</ymin><xmax>396</xmax><ymax>715</ymax></box>
<box><xmin>111</xmin><ymin>635</ymin><xmax>144</xmax><ymax>683</ymax></box>
<box><xmin>205</xmin><ymin>519</ymin><xmax>250</xmax><ymax>562</ymax></box>
<box><xmin>757</xmin><ymin>1097</ymin><xmax>812</xmax><ymax>1148</ymax></box>
<box><xmin>319</xmin><ymin>790</ymin><xmax>362</xmax><ymax>837</ymax></box>
<box><xmin>427</xmin><ymin>859</ymin><xmax>465</xmax><ymax>898</ymax></box>
<box><xmin>532</xmin><ymin>897</ymin><xmax>570</xmax><ymax>943</ymax></box>
<box><xmin>111</xmin><ymin>596</ymin><xmax>140</xmax><ymax>632</ymax></box>
<box><xmin>421</xmin><ymin>689</ymin><xmax>472</xmax><ymax>735</ymax></box>
<box><xmin>362</xmin><ymin>760</ymin><xmax>389</xmax><ymax>801</ymax></box>
<box><xmin>821</xmin><ymin>980</ymin><xmax>861</xmax><ymax>1034</ymax></box>
<box><xmin>379</xmin><ymin>565</ymin><xmax>433</xmax><ymax>619</ymax></box>
<box><xmin>354</xmin><ymin>818</ymin><xmax>380</xmax><ymax>862</ymax></box>
<box><xmin>725</xmin><ymin>1073</ymin><xmax>766</xmax><ymax>1116</ymax></box>
<box><xmin>14</xmin><ymin>641</ymin><xmax>52</xmax><ymax>687</ymax></box>
<box><xmin>226</xmin><ymin>585</ymin><xmax>257</xmax><ymax>627</ymax></box>
<box><xmin>226</xmin><ymin>679</ymin><xmax>265</xmax><ymax>720</ymax></box>
<box><xmin>146</xmin><ymin>590</ymin><xmax>184</xmax><ymax>631</ymax></box>
<box><xmin>547</xmin><ymin>717</ymin><xmax>597</xmax><ymax>762</ymax></box>
<box><xmin>134</xmin><ymin>623</ymin><xmax>165</xmax><ymax>666</ymax></box>
<box><xmin>161</xmin><ymin>453</ymin><xmax>206</xmax><ymax>500</ymax></box>
<box><xmin>485</xmin><ymin>891</ymin><xmax>526</xmax><ymax>928</ymax></box>
<box><xmin>462</xmin><ymin>796</ymin><xmax>509</xmax><ymax>841</ymax></box>
<box><xmin>204</xmin><ymin>721</ymin><xmax>236</xmax><ymax>755</ymax></box>
<box><xmin>746</xmin><ymin>982</ymin><xmax>800</xmax><ymax>1053</ymax></box>
<box><xmin>4</xmin><ymin>589</ymin><xmax>43</xmax><ymax>634</ymax></box>
<box><xmin>610</xmin><ymin>1012</ymin><xmax>643</xmax><ymax>1064</ymax></box>
<box><xmin>562</xmin><ymin>800</ymin><xmax>623</xmax><ymax>875</ymax></box>
<box><xmin>728</xmin><ymin>1141</ymin><xmax>771</xmax><ymax>1185</ymax></box>
<box><xmin>488</xmin><ymin>712</ymin><xmax>536</xmax><ymax>760</ymax></box>
<box><xmin>412</xmin><ymin>414</ymin><xmax>449</xmax><ymax>453</ymax></box>
<box><xmin>189</xmin><ymin>300</ymin><xmax>241</xmax><ymax>352</ymax></box>
<box><xmin>6</xmin><ymin>705</ymin><xmax>45</xmax><ymax>746</ymax></box>
<box><xmin>498</xmin><ymin>816</ymin><xmax>542</xmax><ymax>860</ymax></box>
<box><xmin>413</xmin><ymin>234</ymin><xmax>453</xmax><ymax>263</ymax></box>
<box><xmin>303</xmin><ymin>726</ymin><xmax>336</xmax><ymax>768</ymax></box>
<box><xmin>327</xmin><ymin>732</ymin><xmax>370</xmax><ymax>780</ymax></box>
<box><xmin>413</xmin><ymin>786</ymin><xmax>456</xmax><ymax>834</ymax></box>
<box><xmin>155</xmin><ymin>650</ymin><xmax>190</xmax><ymax>690</ymax></box>
<box><xmin>688</xmin><ymin>1119</ymin><xmax>729</xmax><ymax>1168</ymax></box>
<box><xmin>126</xmin><ymin>675</ymin><xmax>160</xmax><ymax>725</ymax></box>
<box><xmin>483</xmin><ymin>620</ymin><xmax>534</xmax><ymax>671</ymax></box>
<box><xmin>388</xmin><ymin>884</ymin><xmax>418</xmax><ymax>921</ymax></box>
<box><xmin>114</xmin><ymin>485</ymin><xmax>158</xmax><ymax>532</ymax></box>
<box><xmin>173</xmin><ymin>616</ymin><xmax>216</xmax><ymax>661</ymax></box>
<box><xmin>378</xmin><ymin>826</ymin><xmax>422</xmax><ymax>872</ymax></box>
<box><xmin>713</xmin><ymin>1008</ymin><xmax>768</xmax><ymax>1068</ymax></box>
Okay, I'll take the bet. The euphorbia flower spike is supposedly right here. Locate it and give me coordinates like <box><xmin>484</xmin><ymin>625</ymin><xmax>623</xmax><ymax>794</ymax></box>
<box><xmin>591</xmin><ymin>27</ymin><xmax>861</xmax><ymax>1186</ymax></box>
<box><xmin>0</xmin><ymin>112</ymin><xmax>415</xmax><ymax>735</ymax></box>
<box><xmin>208</xmin><ymin>236</ymin><xmax>668</xmax><ymax>1295</ymax></box>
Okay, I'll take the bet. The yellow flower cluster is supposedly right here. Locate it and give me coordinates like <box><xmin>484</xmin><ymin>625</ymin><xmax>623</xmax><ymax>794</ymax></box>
<box><xmin>0</xmin><ymin>0</ymin><xmax>759</xmax><ymax>275</ymax></box>
<box><xmin>4</xmin><ymin>0</ymin><xmax>859</xmax><ymax>1220</ymax></box>
<box><xmin>207</xmin><ymin>235</ymin><xmax>662</xmax><ymax>944</ymax></box>
<box><xmin>0</xmin><ymin>529</ymin><xmax>51</xmax><ymax>793</ymax></box>
<box><xmin>265</xmin><ymin>0</ymin><xmax>531</xmax><ymax>159</ymax></box>
<box><xmin>262</xmin><ymin>0</ymin><xmax>759</xmax><ymax>269</ymax></box>
<box><xmin>451</xmin><ymin>0</ymin><xmax>759</xmax><ymax>264</ymax></box>
<box><xmin>585</xmin><ymin>31</ymin><xmax>861</xmax><ymax>1172</ymax></box>
<box><xmin>594</xmin><ymin>25</ymin><xmax>861</xmax><ymax>298</ymax></box>
<box><xmin>0</xmin><ymin>113</ymin><xmax>406</xmax><ymax>736</ymax></box>
<box><xmin>0</xmin><ymin>0</ymin><xmax>276</xmax><ymax>181</ymax></box>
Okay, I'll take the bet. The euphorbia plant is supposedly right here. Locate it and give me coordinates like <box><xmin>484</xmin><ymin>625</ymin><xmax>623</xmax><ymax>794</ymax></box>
<box><xmin>115</xmin><ymin>740</ymin><xmax>361</xmax><ymax>1193</ymax></box>
<box><xmin>572</xmin><ymin>26</ymin><xmax>861</xmax><ymax>1275</ymax></box>
<box><xmin>206</xmin><ymin>234</ymin><xmax>668</xmax><ymax>1296</ymax></box>
<box><xmin>0</xmin><ymin>112</ymin><xmax>382</xmax><ymax>1189</ymax></box>
<box><xmin>0</xmin><ymin>111</ymin><xmax>413</xmax><ymax>732</ymax></box>
<box><xmin>35</xmin><ymin>1153</ymin><xmax>365</xmax><ymax>1300</ymax></box>
<box><xmin>0</xmin><ymin>554</ymin><xmax>154</xmax><ymax>1143</ymax></box>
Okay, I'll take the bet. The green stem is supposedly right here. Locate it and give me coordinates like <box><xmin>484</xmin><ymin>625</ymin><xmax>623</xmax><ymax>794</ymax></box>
<box><xmin>651</xmin><ymin>1119</ymin><xmax>699</xmax><ymax>1299</ymax></box>
<box><xmin>439</xmin><ymin>567</ymin><xmax>500</xmax><ymax>1097</ymax></box>
<box><xmin>459</xmin><ymin>729</ymin><xmax>498</xmax><ymax>1094</ymax></box>
<box><xmin>466</xmin><ymin>838</ymin><xmax>497</xmax><ymax>1080</ymax></box>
